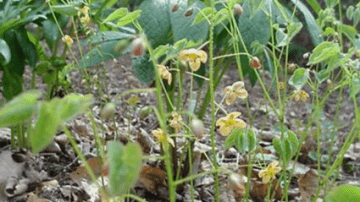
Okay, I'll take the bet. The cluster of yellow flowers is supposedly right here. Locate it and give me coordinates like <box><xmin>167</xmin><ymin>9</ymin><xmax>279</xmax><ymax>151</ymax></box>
<box><xmin>62</xmin><ymin>35</ymin><xmax>73</xmax><ymax>46</ymax></box>
<box><xmin>169</xmin><ymin>112</ymin><xmax>182</xmax><ymax>132</ymax></box>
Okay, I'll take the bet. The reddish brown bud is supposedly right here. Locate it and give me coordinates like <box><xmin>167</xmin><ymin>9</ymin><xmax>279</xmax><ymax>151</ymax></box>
<box><xmin>171</xmin><ymin>2</ymin><xmax>179</xmax><ymax>13</ymax></box>
<box><xmin>250</xmin><ymin>57</ymin><xmax>262</xmax><ymax>69</ymax></box>
<box><xmin>234</xmin><ymin>4</ymin><xmax>243</xmax><ymax>16</ymax></box>
<box><xmin>184</xmin><ymin>8</ymin><xmax>194</xmax><ymax>17</ymax></box>
<box><xmin>130</xmin><ymin>38</ymin><xmax>146</xmax><ymax>57</ymax></box>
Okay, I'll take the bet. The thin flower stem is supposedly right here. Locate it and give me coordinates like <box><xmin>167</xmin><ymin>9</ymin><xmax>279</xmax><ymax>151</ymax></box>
<box><xmin>208</xmin><ymin>1</ymin><xmax>219</xmax><ymax>200</ymax></box>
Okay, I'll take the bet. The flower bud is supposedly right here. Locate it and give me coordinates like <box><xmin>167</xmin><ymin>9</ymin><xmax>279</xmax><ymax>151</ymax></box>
<box><xmin>191</xmin><ymin>119</ymin><xmax>204</xmax><ymax>139</ymax></box>
<box><xmin>130</xmin><ymin>38</ymin><xmax>146</xmax><ymax>57</ymax></box>
<box><xmin>249</xmin><ymin>57</ymin><xmax>262</xmax><ymax>69</ymax></box>
<box><xmin>101</xmin><ymin>102</ymin><xmax>116</xmax><ymax>120</ymax></box>
<box><xmin>171</xmin><ymin>2</ymin><xmax>179</xmax><ymax>13</ymax></box>
<box><xmin>184</xmin><ymin>8</ymin><xmax>194</xmax><ymax>17</ymax></box>
<box><xmin>303</xmin><ymin>52</ymin><xmax>310</xmax><ymax>59</ymax></box>
<box><xmin>139</xmin><ymin>106</ymin><xmax>152</xmax><ymax>120</ymax></box>
<box><xmin>234</xmin><ymin>4</ymin><xmax>243</xmax><ymax>16</ymax></box>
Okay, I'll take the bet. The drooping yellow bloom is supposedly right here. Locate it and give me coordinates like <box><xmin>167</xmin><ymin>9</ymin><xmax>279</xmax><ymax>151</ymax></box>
<box><xmin>179</xmin><ymin>48</ymin><xmax>207</xmax><ymax>71</ymax></box>
<box><xmin>258</xmin><ymin>161</ymin><xmax>281</xmax><ymax>183</ymax></box>
<box><xmin>169</xmin><ymin>111</ymin><xmax>182</xmax><ymax>132</ymax></box>
<box><xmin>77</xmin><ymin>6</ymin><xmax>89</xmax><ymax>16</ymax></box>
<box><xmin>81</xmin><ymin>14</ymin><xmax>90</xmax><ymax>25</ymax></box>
<box><xmin>291</xmin><ymin>89</ymin><xmax>309</xmax><ymax>102</ymax></box>
<box><xmin>158</xmin><ymin>65</ymin><xmax>172</xmax><ymax>85</ymax></box>
<box><xmin>224</xmin><ymin>81</ymin><xmax>248</xmax><ymax>105</ymax></box>
<box><xmin>152</xmin><ymin>128</ymin><xmax>174</xmax><ymax>147</ymax></box>
<box><xmin>216</xmin><ymin>112</ymin><xmax>246</xmax><ymax>136</ymax></box>
<box><xmin>62</xmin><ymin>35</ymin><xmax>73</xmax><ymax>46</ymax></box>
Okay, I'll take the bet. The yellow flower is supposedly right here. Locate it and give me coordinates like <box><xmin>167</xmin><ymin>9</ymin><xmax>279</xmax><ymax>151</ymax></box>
<box><xmin>152</xmin><ymin>128</ymin><xmax>175</xmax><ymax>147</ymax></box>
<box><xmin>62</xmin><ymin>35</ymin><xmax>73</xmax><ymax>46</ymax></box>
<box><xmin>291</xmin><ymin>89</ymin><xmax>309</xmax><ymax>102</ymax></box>
<box><xmin>81</xmin><ymin>14</ymin><xmax>90</xmax><ymax>25</ymax></box>
<box><xmin>77</xmin><ymin>6</ymin><xmax>89</xmax><ymax>16</ymax></box>
<box><xmin>258</xmin><ymin>161</ymin><xmax>281</xmax><ymax>183</ymax></box>
<box><xmin>158</xmin><ymin>65</ymin><xmax>172</xmax><ymax>85</ymax></box>
<box><xmin>179</xmin><ymin>48</ymin><xmax>207</xmax><ymax>71</ymax></box>
<box><xmin>216</xmin><ymin>112</ymin><xmax>246</xmax><ymax>136</ymax></box>
<box><xmin>224</xmin><ymin>81</ymin><xmax>248</xmax><ymax>105</ymax></box>
<box><xmin>169</xmin><ymin>111</ymin><xmax>182</xmax><ymax>132</ymax></box>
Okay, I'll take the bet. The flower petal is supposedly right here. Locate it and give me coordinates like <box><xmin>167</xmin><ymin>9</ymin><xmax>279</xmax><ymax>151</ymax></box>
<box><xmin>197</xmin><ymin>50</ymin><xmax>208</xmax><ymax>63</ymax></box>
<box><xmin>224</xmin><ymin>86</ymin><xmax>232</xmax><ymax>95</ymax></box>
<box><xmin>232</xmin><ymin>81</ymin><xmax>244</xmax><ymax>91</ymax></box>
<box><xmin>189</xmin><ymin>59</ymin><xmax>201</xmax><ymax>71</ymax></box>
<box><xmin>225</xmin><ymin>94</ymin><xmax>237</xmax><ymax>105</ymax></box>
<box><xmin>228</xmin><ymin>112</ymin><xmax>241</xmax><ymax>119</ymax></box>
<box><xmin>216</xmin><ymin>117</ymin><xmax>227</xmax><ymax>127</ymax></box>
<box><xmin>179</xmin><ymin>50</ymin><xmax>189</xmax><ymax>61</ymax></box>
<box><xmin>235</xmin><ymin>89</ymin><xmax>248</xmax><ymax>99</ymax></box>
<box><xmin>234</xmin><ymin>119</ymin><xmax>246</xmax><ymax>128</ymax></box>
<box><xmin>219</xmin><ymin>125</ymin><xmax>232</xmax><ymax>136</ymax></box>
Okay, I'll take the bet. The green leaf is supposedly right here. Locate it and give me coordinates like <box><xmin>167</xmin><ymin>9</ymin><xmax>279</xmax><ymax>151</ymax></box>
<box><xmin>79</xmin><ymin>41</ymin><xmax>126</xmax><ymax>68</ymax></box>
<box><xmin>249</xmin><ymin>0</ymin><xmax>264</xmax><ymax>18</ymax></box>
<box><xmin>170</xmin><ymin>0</ymin><xmax>209</xmax><ymax>43</ymax></box>
<box><xmin>247</xmin><ymin>129</ymin><xmax>257</xmax><ymax>152</ymax></box>
<box><xmin>275</xmin><ymin>27</ymin><xmax>287</xmax><ymax>47</ymax></box>
<box><xmin>108</xmin><ymin>141</ymin><xmax>142</xmax><ymax>196</ymax></box>
<box><xmin>0</xmin><ymin>90</ymin><xmax>41</xmax><ymax>127</ymax></box>
<box><xmin>91</xmin><ymin>30</ymin><xmax>134</xmax><ymax>43</ymax></box>
<box><xmin>131</xmin><ymin>53</ymin><xmax>155</xmax><ymax>84</ymax></box>
<box><xmin>43</xmin><ymin>19</ymin><xmax>60</xmax><ymax>51</ymax></box>
<box><xmin>340</xmin><ymin>24</ymin><xmax>357</xmax><ymax>46</ymax></box>
<box><xmin>353</xmin><ymin>8</ymin><xmax>360</xmax><ymax>25</ymax></box>
<box><xmin>104</xmin><ymin>8</ymin><xmax>128</xmax><ymax>22</ymax></box>
<box><xmin>324</xmin><ymin>185</ymin><xmax>360</xmax><ymax>202</ymax></box>
<box><xmin>315</xmin><ymin>69</ymin><xmax>330</xmax><ymax>83</ymax></box>
<box><xmin>346</xmin><ymin>6</ymin><xmax>354</xmax><ymax>20</ymax></box>
<box><xmin>213</xmin><ymin>8</ymin><xmax>229</xmax><ymax>26</ymax></box>
<box><xmin>289</xmin><ymin>68</ymin><xmax>309</xmax><ymax>89</ymax></box>
<box><xmin>291</xmin><ymin>0</ymin><xmax>323</xmax><ymax>46</ymax></box>
<box><xmin>15</xmin><ymin>28</ymin><xmax>37</xmax><ymax>68</ymax></box>
<box><xmin>287</xmin><ymin>21</ymin><xmax>303</xmax><ymax>41</ymax></box>
<box><xmin>308</xmin><ymin>42</ymin><xmax>340</xmax><ymax>65</ymax></box>
<box><xmin>272</xmin><ymin>137</ymin><xmax>283</xmax><ymax>157</ymax></box>
<box><xmin>138</xmin><ymin>0</ymin><xmax>175</xmax><ymax>47</ymax></box>
<box><xmin>325</xmin><ymin>0</ymin><xmax>339</xmax><ymax>8</ymax></box>
<box><xmin>0</xmin><ymin>39</ymin><xmax>11</xmax><ymax>64</ymax></box>
<box><xmin>31</xmin><ymin>101</ymin><xmax>60</xmax><ymax>154</ymax></box>
<box><xmin>193</xmin><ymin>7</ymin><xmax>215</xmax><ymax>25</ymax></box>
<box><xmin>57</xmin><ymin>94</ymin><xmax>93</xmax><ymax>122</ymax></box>
<box><xmin>225</xmin><ymin>128</ymin><xmax>256</xmax><ymax>154</ymax></box>
<box><xmin>3</xmin><ymin>30</ymin><xmax>26</xmax><ymax>100</ymax></box>
<box><xmin>349</xmin><ymin>73</ymin><xmax>360</xmax><ymax>99</ymax></box>
<box><xmin>51</xmin><ymin>5</ymin><xmax>78</xmax><ymax>16</ymax></box>
<box><xmin>153</xmin><ymin>44</ymin><xmax>172</xmax><ymax>61</ymax></box>
<box><xmin>116</xmin><ymin>10</ymin><xmax>142</xmax><ymax>27</ymax></box>
<box><xmin>284</xmin><ymin>138</ymin><xmax>292</xmax><ymax>164</ymax></box>
<box><xmin>287</xmin><ymin>131</ymin><xmax>299</xmax><ymax>156</ymax></box>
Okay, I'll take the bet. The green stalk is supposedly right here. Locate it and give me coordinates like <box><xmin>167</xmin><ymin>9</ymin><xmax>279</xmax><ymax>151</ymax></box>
<box><xmin>208</xmin><ymin>1</ymin><xmax>219</xmax><ymax>200</ymax></box>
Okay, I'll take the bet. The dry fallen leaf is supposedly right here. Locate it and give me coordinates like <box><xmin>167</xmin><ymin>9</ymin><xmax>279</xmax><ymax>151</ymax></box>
<box><xmin>298</xmin><ymin>169</ymin><xmax>318</xmax><ymax>202</ymax></box>
<box><xmin>137</xmin><ymin>165</ymin><xmax>167</xmax><ymax>195</ymax></box>
<box><xmin>70</xmin><ymin>157</ymin><xmax>109</xmax><ymax>182</ymax></box>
